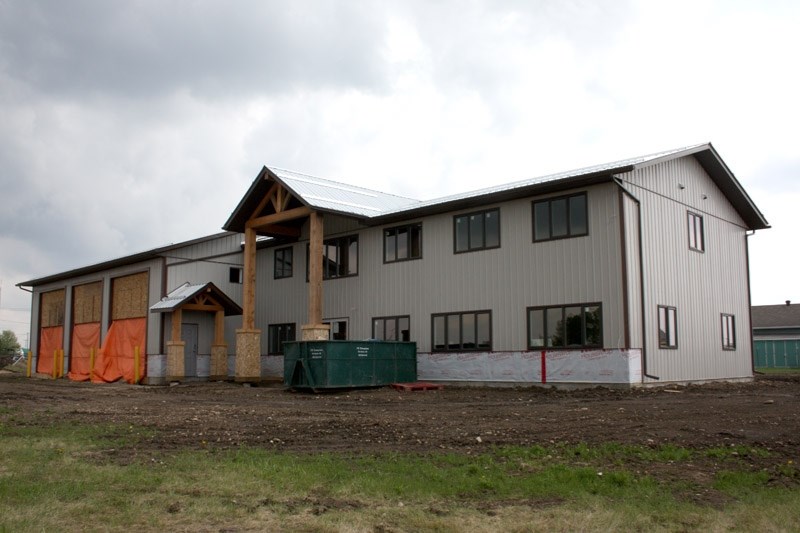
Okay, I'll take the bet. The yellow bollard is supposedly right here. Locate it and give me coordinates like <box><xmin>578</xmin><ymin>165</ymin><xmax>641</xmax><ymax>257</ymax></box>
<box><xmin>52</xmin><ymin>349</ymin><xmax>57</xmax><ymax>379</ymax></box>
<box><xmin>134</xmin><ymin>346</ymin><xmax>140</xmax><ymax>384</ymax></box>
<box><xmin>26</xmin><ymin>350</ymin><xmax>32</xmax><ymax>378</ymax></box>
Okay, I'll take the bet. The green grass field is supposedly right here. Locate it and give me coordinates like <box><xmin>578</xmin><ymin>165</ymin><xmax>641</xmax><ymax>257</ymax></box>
<box><xmin>1</xmin><ymin>417</ymin><xmax>798</xmax><ymax>532</ymax></box>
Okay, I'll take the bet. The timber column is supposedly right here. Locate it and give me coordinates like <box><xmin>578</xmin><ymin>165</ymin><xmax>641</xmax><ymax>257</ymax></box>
<box><xmin>302</xmin><ymin>211</ymin><xmax>331</xmax><ymax>341</ymax></box>
<box><xmin>210</xmin><ymin>310</ymin><xmax>228</xmax><ymax>380</ymax></box>
<box><xmin>235</xmin><ymin>226</ymin><xmax>261</xmax><ymax>382</ymax></box>
<box><xmin>166</xmin><ymin>308</ymin><xmax>185</xmax><ymax>382</ymax></box>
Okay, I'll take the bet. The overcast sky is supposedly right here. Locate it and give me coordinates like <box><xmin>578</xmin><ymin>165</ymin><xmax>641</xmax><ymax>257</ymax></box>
<box><xmin>1</xmin><ymin>0</ymin><xmax>798</xmax><ymax>345</ymax></box>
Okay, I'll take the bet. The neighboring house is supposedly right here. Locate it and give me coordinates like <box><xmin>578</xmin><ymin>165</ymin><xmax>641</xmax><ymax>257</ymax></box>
<box><xmin>18</xmin><ymin>143</ymin><xmax>769</xmax><ymax>386</ymax></box>
<box><xmin>752</xmin><ymin>302</ymin><xmax>800</xmax><ymax>368</ymax></box>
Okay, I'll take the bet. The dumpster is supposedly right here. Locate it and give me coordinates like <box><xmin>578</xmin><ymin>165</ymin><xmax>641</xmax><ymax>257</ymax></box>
<box><xmin>283</xmin><ymin>340</ymin><xmax>417</xmax><ymax>390</ymax></box>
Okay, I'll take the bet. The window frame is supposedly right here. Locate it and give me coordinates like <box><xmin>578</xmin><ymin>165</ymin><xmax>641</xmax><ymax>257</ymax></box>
<box><xmin>658</xmin><ymin>305</ymin><xmax>678</xmax><ymax>349</ymax></box>
<box><xmin>383</xmin><ymin>223</ymin><xmax>423</xmax><ymax>264</ymax></box>
<box><xmin>532</xmin><ymin>192</ymin><xmax>589</xmax><ymax>243</ymax></box>
<box><xmin>267</xmin><ymin>323</ymin><xmax>296</xmax><ymax>355</ymax></box>
<box><xmin>721</xmin><ymin>314</ymin><xmax>736</xmax><ymax>350</ymax></box>
<box><xmin>453</xmin><ymin>208</ymin><xmax>501</xmax><ymax>254</ymax></box>
<box><xmin>431</xmin><ymin>310</ymin><xmax>492</xmax><ymax>352</ymax></box>
<box><xmin>305</xmin><ymin>234</ymin><xmax>359</xmax><ymax>280</ymax></box>
<box><xmin>526</xmin><ymin>303</ymin><xmax>603</xmax><ymax>350</ymax></box>
<box><xmin>273</xmin><ymin>246</ymin><xmax>294</xmax><ymax>279</ymax></box>
<box><xmin>372</xmin><ymin>315</ymin><xmax>411</xmax><ymax>342</ymax></box>
<box><xmin>687</xmin><ymin>211</ymin><xmax>705</xmax><ymax>253</ymax></box>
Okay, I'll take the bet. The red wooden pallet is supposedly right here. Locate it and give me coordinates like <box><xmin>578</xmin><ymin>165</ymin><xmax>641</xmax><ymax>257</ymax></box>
<box><xmin>390</xmin><ymin>382</ymin><xmax>444</xmax><ymax>392</ymax></box>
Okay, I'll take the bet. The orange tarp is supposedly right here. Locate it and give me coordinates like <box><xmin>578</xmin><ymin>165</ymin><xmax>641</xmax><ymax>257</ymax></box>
<box><xmin>92</xmin><ymin>318</ymin><xmax>146</xmax><ymax>384</ymax></box>
<box><xmin>37</xmin><ymin>326</ymin><xmax>64</xmax><ymax>376</ymax></box>
<box><xmin>67</xmin><ymin>322</ymin><xmax>100</xmax><ymax>382</ymax></box>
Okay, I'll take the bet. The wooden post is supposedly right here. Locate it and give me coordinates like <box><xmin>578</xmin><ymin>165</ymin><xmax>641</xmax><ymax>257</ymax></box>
<box><xmin>52</xmin><ymin>349</ymin><xmax>57</xmax><ymax>379</ymax></box>
<box><xmin>171</xmin><ymin>308</ymin><xmax>182</xmax><ymax>342</ymax></box>
<box><xmin>308</xmin><ymin>211</ymin><xmax>323</xmax><ymax>326</ymax></box>
<box><xmin>214</xmin><ymin>310</ymin><xmax>225</xmax><ymax>345</ymax></box>
<box><xmin>134</xmin><ymin>346</ymin><xmax>140</xmax><ymax>384</ymax></box>
<box><xmin>89</xmin><ymin>347</ymin><xmax>95</xmax><ymax>379</ymax></box>
<box><xmin>242</xmin><ymin>227</ymin><xmax>257</xmax><ymax>330</ymax></box>
<box><xmin>59</xmin><ymin>349</ymin><xmax>64</xmax><ymax>378</ymax></box>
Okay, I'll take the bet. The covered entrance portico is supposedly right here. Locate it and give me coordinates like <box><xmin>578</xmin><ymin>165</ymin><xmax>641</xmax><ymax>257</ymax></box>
<box><xmin>149</xmin><ymin>282</ymin><xmax>242</xmax><ymax>382</ymax></box>
<box><xmin>223</xmin><ymin>169</ymin><xmax>333</xmax><ymax>382</ymax></box>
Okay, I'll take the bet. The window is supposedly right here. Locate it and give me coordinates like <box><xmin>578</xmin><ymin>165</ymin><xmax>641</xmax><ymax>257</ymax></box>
<box><xmin>533</xmin><ymin>192</ymin><xmax>588</xmax><ymax>242</ymax></box>
<box><xmin>658</xmin><ymin>306</ymin><xmax>678</xmax><ymax>348</ymax></box>
<box><xmin>306</xmin><ymin>235</ymin><xmax>358</xmax><ymax>280</ymax></box>
<box><xmin>229</xmin><ymin>267</ymin><xmax>243</xmax><ymax>284</ymax></box>
<box><xmin>274</xmin><ymin>246</ymin><xmax>293</xmax><ymax>279</ymax></box>
<box><xmin>324</xmin><ymin>318</ymin><xmax>348</xmax><ymax>340</ymax></box>
<box><xmin>721</xmin><ymin>314</ymin><xmax>736</xmax><ymax>350</ymax></box>
<box><xmin>384</xmin><ymin>223</ymin><xmax>422</xmax><ymax>263</ymax></box>
<box><xmin>527</xmin><ymin>304</ymin><xmax>602</xmax><ymax>349</ymax></box>
<box><xmin>372</xmin><ymin>315</ymin><xmax>410</xmax><ymax>341</ymax></box>
<box><xmin>688</xmin><ymin>212</ymin><xmax>704</xmax><ymax>252</ymax></box>
<box><xmin>268</xmin><ymin>323</ymin><xmax>296</xmax><ymax>355</ymax></box>
<box><xmin>431</xmin><ymin>310</ymin><xmax>491</xmax><ymax>351</ymax></box>
<box><xmin>454</xmin><ymin>209</ymin><xmax>500</xmax><ymax>253</ymax></box>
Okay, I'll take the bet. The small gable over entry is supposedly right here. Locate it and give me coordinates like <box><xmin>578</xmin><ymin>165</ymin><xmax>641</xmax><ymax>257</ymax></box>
<box><xmin>151</xmin><ymin>282</ymin><xmax>242</xmax><ymax>382</ymax></box>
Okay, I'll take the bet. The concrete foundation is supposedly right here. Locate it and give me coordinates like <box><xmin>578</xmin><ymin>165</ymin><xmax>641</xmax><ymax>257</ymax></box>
<box><xmin>210</xmin><ymin>344</ymin><xmax>228</xmax><ymax>380</ymax></box>
<box><xmin>235</xmin><ymin>329</ymin><xmax>261</xmax><ymax>382</ymax></box>
<box><xmin>166</xmin><ymin>341</ymin><xmax>186</xmax><ymax>382</ymax></box>
<box><xmin>301</xmin><ymin>323</ymin><xmax>331</xmax><ymax>341</ymax></box>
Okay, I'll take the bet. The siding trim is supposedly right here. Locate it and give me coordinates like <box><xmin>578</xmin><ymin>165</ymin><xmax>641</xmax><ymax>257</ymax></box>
<box><xmin>618</xmin><ymin>187</ymin><xmax>630</xmax><ymax>349</ymax></box>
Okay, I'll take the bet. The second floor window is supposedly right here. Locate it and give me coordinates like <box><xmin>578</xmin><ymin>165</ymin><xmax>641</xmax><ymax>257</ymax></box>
<box><xmin>533</xmin><ymin>192</ymin><xmax>588</xmax><ymax>242</ymax></box>
<box><xmin>274</xmin><ymin>246</ymin><xmax>293</xmax><ymax>279</ymax></box>
<box><xmin>688</xmin><ymin>212</ymin><xmax>704</xmax><ymax>252</ymax></box>
<box><xmin>384</xmin><ymin>223</ymin><xmax>422</xmax><ymax>263</ymax></box>
<box><xmin>307</xmin><ymin>235</ymin><xmax>359</xmax><ymax>280</ymax></box>
<box><xmin>454</xmin><ymin>209</ymin><xmax>500</xmax><ymax>253</ymax></box>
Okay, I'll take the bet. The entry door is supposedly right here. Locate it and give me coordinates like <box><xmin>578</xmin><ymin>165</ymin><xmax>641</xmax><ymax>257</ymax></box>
<box><xmin>181</xmin><ymin>323</ymin><xmax>198</xmax><ymax>377</ymax></box>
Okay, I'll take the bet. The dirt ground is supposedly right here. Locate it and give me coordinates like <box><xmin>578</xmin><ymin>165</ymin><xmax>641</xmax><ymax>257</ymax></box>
<box><xmin>1</xmin><ymin>372</ymin><xmax>798</xmax><ymax>468</ymax></box>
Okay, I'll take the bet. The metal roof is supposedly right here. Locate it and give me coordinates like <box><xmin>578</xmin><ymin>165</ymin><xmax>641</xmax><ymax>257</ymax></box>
<box><xmin>225</xmin><ymin>143</ymin><xmax>769</xmax><ymax>231</ymax></box>
<box><xmin>273</xmin><ymin>168</ymin><xmax>419</xmax><ymax>217</ymax></box>
<box><xmin>150</xmin><ymin>281</ymin><xmax>242</xmax><ymax>316</ymax></box>
<box><xmin>17</xmin><ymin>231</ymin><xmax>237</xmax><ymax>288</ymax></box>
<box><xmin>752</xmin><ymin>303</ymin><xmax>800</xmax><ymax>329</ymax></box>
<box><xmin>374</xmin><ymin>145</ymin><xmax>704</xmax><ymax>220</ymax></box>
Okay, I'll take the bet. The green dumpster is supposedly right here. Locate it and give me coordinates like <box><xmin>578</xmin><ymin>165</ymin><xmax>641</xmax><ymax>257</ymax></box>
<box><xmin>283</xmin><ymin>340</ymin><xmax>417</xmax><ymax>390</ymax></box>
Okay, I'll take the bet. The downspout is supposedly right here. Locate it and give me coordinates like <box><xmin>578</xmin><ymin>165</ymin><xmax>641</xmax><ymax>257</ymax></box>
<box><xmin>613</xmin><ymin>176</ymin><xmax>660</xmax><ymax>381</ymax></box>
<box><xmin>745</xmin><ymin>230</ymin><xmax>759</xmax><ymax>375</ymax></box>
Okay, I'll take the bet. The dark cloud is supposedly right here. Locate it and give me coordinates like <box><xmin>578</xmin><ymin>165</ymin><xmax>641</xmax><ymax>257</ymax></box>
<box><xmin>0</xmin><ymin>0</ymin><xmax>389</xmax><ymax>100</ymax></box>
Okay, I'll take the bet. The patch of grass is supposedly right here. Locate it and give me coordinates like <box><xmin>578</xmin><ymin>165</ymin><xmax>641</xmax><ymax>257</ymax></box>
<box><xmin>1</xmin><ymin>421</ymin><xmax>798</xmax><ymax>532</ymax></box>
<box><xmin>755</xmin><ymin>367</ymin><xmax>800</xmax><ymax>374</ymax></box>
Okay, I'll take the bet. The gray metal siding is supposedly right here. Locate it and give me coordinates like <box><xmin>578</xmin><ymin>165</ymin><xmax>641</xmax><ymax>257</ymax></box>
<box><xmin>254</xmin><ymin>183</ymin><xmax>627</xmax><ymax>353</ymax></box>
<box><xmin>621</xmin><ymin>156</ymin><xmax>752</xmax><ymax>382</ymax></box>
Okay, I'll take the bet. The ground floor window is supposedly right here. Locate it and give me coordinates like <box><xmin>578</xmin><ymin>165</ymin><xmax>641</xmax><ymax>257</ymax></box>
<box><xmin>432</xmin><ymin>310</ymin><xmax>491</xmax><ymax>351</ymax></box>
<box><xmin>372</xmin><ymin>315</ymin><xmax>410</xmax><ymax>341</ymax></box>
<box><xmin>658</xmin><ymin>306</ymin><xmax>678</xmax><ymax>348</ymax></box>
<box><xmin>721</xmin><ymin>314</ymin><xmax>736</xmax><ymax>350</ymax></box>
<box><xmin>268</xmin><ymin>323</ymin><xmax>295</xmax><ymax>355</ymax></box>
<box><xmin>527</xmin><ymin>303</ymin><xmax>602</xmax><ymax>349</ymax></box>
<box><xmin>324</xmin><ymin>318</ymin><xmax>348</xmax><ymax>340</ymax></box>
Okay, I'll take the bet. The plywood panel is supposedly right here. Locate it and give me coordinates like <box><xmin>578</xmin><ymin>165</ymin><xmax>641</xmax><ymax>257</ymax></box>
<box><xmin>40</xmin><ymin>289</ymin><xmax>65</xmax><ymax>327</ymax></box>
<box><xmin>73</xmin><ymin>281</ymin><xmax>102</xmax><ymax>324</ymax></box>
<box><xmin>112</xmin><ymin>272</ymin><xmax>149</xmax><ymax>320</ymax></box>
